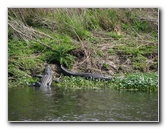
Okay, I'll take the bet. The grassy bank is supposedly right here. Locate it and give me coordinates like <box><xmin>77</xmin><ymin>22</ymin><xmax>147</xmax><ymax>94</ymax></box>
<box><xmin>8</xmin><ymin>8</ymin><xmax>158</xmax><ymax>91</ymax></box>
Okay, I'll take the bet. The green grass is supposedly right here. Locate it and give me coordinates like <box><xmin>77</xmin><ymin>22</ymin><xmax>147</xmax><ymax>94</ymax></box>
<box><xmin>107</xmin><ymin>32</ymin><xmax>123</xmax><ymax>39</ymax></box>
<box><xmin>8</xmin><ymin>38</ymin><xmax>76</xmax><ymax>87</ymax></box>
<box><xmin>112</xmin><ymin>41</ymin><xmax>158</xmax><ymax>72</ymax></box>
<box><xmin>8</xmin><ymin>8</ymin><xmax>158</xmax><ymax>90</ymax></box>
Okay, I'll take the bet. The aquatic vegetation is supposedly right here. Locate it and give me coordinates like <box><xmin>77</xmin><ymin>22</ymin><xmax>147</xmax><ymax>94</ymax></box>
<box><xmin>112</xmin><ymin>73</ymin><xmax>158</xmax><ymax>92</ymax></box>
<box><xmin>54</xmin><ymin>72</ymin><xmax>158</xmax><ymax>92</ymax></box>
<box><xmin>56</xmin><ymin>76</ymin><xmax>108</xmax><ymax>90</ymax></box>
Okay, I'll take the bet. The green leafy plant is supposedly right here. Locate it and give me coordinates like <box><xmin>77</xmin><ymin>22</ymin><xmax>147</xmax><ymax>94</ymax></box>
<box><xmin>112</xmin><ymin>73</ymin><xmax>158</xmax><ymax>92</ymax></box>
<box><xmin>46</xmin><ymin>43</ymin><xmax>76</xmax><ymax>67</ymax></box>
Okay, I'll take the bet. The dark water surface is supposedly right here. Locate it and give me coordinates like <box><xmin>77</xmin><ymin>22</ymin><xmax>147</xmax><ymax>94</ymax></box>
<box><xmin>8</xmin><ymin>86</ymin><xmax>158</xmax><ymax>122</ymax></box>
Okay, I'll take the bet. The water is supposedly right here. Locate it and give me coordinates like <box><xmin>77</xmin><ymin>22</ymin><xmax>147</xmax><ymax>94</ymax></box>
<box><xmin>8</xmin><ymin>86</ymin><xmax>158</xmax><ymax>122</ymax></box>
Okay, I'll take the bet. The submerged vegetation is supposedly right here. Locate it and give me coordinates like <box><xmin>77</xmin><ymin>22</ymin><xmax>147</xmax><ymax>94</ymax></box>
<box><xmin>8</xmin><ymin>8</ymin><xmax>158</xmax><ymax>92</ymax></box>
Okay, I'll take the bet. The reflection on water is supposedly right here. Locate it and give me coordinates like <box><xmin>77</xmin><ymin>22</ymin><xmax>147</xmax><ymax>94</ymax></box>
<box><xmin>8</xmin><ymin>86</ymin><xmax>158</xmax><ymax>121</ymax></box>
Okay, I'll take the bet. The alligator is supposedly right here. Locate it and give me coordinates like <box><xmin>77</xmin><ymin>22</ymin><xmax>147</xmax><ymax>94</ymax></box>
<box><xmin>61</xmin><ymin>65</ymin><xmax>113</xmax><ymax>80</ymax></box>
<box><xmin>31</xmin><ymin>64</ymin><xmax>112</xmax><ymax>88</ymax></box>
<box><xmin>32</xmin><ymin>65</ymin><xmax>53</xmax><ymax>87</ymax></box>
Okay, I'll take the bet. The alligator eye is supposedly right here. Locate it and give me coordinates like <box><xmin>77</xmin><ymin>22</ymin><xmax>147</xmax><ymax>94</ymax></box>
<box><xmin>47</xmin><ymin>82</ymin><xmax>50</xmax><ymax>86</ymax></box>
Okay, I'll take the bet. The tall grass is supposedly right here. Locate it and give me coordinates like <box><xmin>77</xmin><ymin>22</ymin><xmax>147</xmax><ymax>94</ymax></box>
<box><xmin>8</xmin><ymin>8</ymin><xmax>158</xmax><ymax>88</ymax></box>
